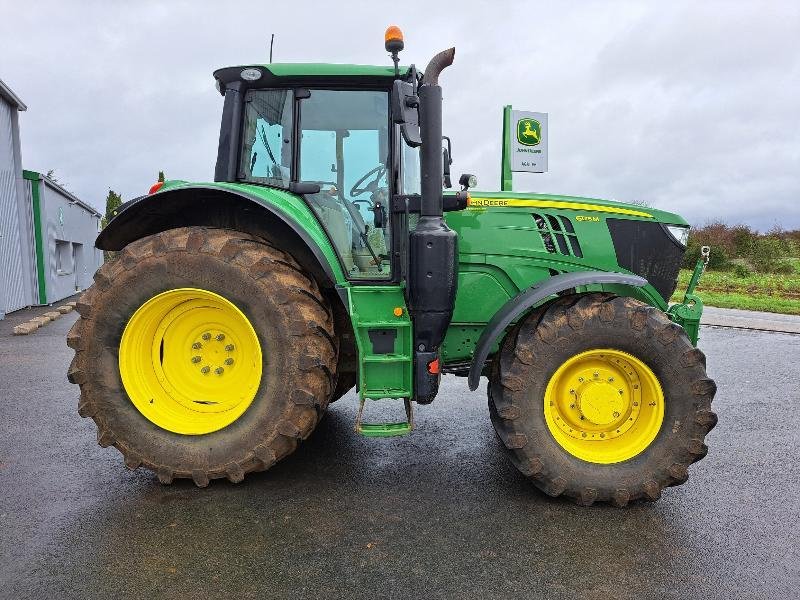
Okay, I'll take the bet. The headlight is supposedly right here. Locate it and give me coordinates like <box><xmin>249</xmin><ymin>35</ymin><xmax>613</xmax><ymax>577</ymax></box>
<box><xmin>665</xmin><ymin>224</ymin><xmax>690</xmax><ymax>248</ymax></box>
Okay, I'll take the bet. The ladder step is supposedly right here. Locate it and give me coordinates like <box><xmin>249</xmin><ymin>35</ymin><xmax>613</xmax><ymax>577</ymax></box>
<box><xmin>362</xmin><ymin>354</ymin><xmax>411</xmax><ymax>363</ymax></box>
<box><xmin>355</xmin><ymin>397</ymin><xmax>414</xmax><ymax>438</ymax></box>
<box><xmin>357</xmin><ymin>422</ymin><xmax>412</xmax><ymax>437</ymax></box>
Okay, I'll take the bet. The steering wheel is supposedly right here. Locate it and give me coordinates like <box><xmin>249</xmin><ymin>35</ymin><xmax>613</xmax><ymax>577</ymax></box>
<box><xmin>350</xmin><ymin>164</ymin><xmax>386</xmax><ymax>198</ymax></box>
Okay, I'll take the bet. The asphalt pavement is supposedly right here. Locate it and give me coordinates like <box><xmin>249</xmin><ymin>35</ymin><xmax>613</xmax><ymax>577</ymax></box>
<box><xmin>0</xmin><ymin>306</ymin><xmax>798</xmax><ymax>599</ymax></box>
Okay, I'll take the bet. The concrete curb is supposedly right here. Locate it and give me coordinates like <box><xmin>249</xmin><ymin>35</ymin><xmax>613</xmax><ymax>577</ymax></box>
<box><xmin>12</xmin><ymin>301</ymin><xmax>78</xmax><ymax>335</ymax></box>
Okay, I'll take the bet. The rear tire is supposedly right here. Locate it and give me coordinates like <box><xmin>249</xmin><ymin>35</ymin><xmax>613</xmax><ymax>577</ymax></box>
<box><xmin>488</xmin><ymin>293</ymin><xmax>717</xmax><ymax>506</ymax></box>
<box><xmin>67</xmin><ymin>227</ymin><xmax>337</xmax><ymax>486</ymax></box>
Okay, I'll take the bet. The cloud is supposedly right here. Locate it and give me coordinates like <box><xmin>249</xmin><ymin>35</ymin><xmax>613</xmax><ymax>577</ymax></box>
<box><xmin>1</xmin><ymin>0</ymin><xmax>797</xmax><ymax>230</ymax></box>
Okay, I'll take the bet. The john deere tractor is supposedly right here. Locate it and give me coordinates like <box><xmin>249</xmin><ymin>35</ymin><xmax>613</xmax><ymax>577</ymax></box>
<box><xmin>67</xmin><ymin>28</ymin><xmax>716</xmax><ymax>505</ymax></box>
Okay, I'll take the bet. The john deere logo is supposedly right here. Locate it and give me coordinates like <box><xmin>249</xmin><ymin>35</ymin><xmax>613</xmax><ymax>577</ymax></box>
<box><xmin>516</xmin><ymin>118</ymin><xmax>541</xmax><ymax>146</ymax></box>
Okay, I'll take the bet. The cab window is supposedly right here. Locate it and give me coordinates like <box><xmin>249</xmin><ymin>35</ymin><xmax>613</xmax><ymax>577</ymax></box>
<box><xmin>239</xmin><ymin>89</ymin><xmax>293</xmax><ymax>187</ymax></box>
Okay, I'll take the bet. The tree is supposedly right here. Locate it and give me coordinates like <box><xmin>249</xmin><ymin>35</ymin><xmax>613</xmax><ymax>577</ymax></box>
<box><xmin>158</xmin><ymin>170</ymin><xmax>166</xmax><ymax>182</ymax></box>
<box><xmin>102</xmin><ymin>189</ymin><xmax>123</xmax><ymax>229</ymax></box>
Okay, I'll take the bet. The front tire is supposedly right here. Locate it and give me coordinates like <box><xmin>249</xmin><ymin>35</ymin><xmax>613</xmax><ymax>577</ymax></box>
<box><xmin>488</xmin><ymin>293</ymin><xmax>717</xmax><ymax>506</ymax></box>
<box><xmin>67</xmin><ymin>227</ymin><xmax>337</xmax><ymax>486</ymax></box>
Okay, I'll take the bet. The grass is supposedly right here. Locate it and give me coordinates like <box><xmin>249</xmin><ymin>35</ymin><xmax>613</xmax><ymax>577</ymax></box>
<box><xmin>670</xmin><ymin>261</ymin><xmax>800</xmax><ymax>315</ymax></box>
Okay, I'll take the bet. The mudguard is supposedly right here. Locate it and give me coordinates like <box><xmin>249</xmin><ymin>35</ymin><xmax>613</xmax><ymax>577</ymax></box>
<box><xmin>466</xmin><ymin>271</ymin><xmax>648</xmax><ymax>390</ymax></box>
<box><xmin>96</xmin><ymin>184</ymin><xmax>344</xmax><ymax>286</ymax></box>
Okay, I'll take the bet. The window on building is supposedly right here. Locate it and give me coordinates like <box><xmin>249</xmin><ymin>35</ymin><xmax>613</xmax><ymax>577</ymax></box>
<box><xmin>55</xmin><ymin>240</ymin><xmax>72</xmax><ymax>275</ymax></box>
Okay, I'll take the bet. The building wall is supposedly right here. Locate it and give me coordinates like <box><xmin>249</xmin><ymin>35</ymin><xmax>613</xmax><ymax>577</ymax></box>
<box><xmin>28</xmin><ymin>174</ymin><xmax>103</xmax><ymax>304</ymax></box>
<box><xmin>0</xmin><ymin>95</ymin><xmax>35</xmax><ymax>317</ymax></box>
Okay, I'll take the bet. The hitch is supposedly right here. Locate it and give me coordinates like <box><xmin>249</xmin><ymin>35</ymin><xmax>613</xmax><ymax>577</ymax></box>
<box><xmin>668</xmin><ymin>245</ymin><xmax>710</xmax><ymax>345</ymax></box>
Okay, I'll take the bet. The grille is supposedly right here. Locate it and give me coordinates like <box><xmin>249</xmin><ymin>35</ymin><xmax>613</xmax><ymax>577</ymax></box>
<box><xmin>532</xmin><ymin>213</ymin><xmax>583</xmax><ymax>258</ymax></box>
<box><xmin>607</xmin><ymin>219</ymin><xmax>684</xmax><ymax>301</ymax></box>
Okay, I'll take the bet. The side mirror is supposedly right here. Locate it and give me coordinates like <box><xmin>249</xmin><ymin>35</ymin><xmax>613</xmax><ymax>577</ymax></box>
<box><xmin>392</xmin><ymin>80</ymin><xmax>421</xmax><ymax>147</ymax></box>
<box><xmin>442</xmin><ymin>136</ymin><xmax>453</xmax><ymax>189</ymax></box>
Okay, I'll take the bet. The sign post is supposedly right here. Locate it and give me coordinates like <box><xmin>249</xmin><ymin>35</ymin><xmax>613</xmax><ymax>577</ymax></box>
<box><xmin>500</xmin><ymin>105</ymin><xmax>548</xmax><ymax>191</ymax></box>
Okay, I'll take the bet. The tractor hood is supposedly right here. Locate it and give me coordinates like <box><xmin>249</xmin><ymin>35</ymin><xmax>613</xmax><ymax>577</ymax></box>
<box><xmin>445</xmin><ymin>190</ymin><xmax>689</xmax><ymax>304</ymax></box>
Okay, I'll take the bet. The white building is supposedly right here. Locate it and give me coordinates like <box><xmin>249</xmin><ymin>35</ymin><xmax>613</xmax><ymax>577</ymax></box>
<box><xmin>0</xmin><ymin>78</ymin><xmax>102</xmax><ymax>319</ymax></box>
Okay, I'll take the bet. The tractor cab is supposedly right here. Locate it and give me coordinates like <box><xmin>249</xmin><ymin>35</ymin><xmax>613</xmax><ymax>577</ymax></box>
<box><xmin>213</xmin><ymin>61</ymin><xmax>425</xmax><ymax>281</ymax></box>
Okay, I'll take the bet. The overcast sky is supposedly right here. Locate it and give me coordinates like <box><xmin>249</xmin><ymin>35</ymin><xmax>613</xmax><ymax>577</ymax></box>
<box><xmin>1</xmin><ymin>0</ymin><xmax>798</xmax><ymax>230</ymax></box>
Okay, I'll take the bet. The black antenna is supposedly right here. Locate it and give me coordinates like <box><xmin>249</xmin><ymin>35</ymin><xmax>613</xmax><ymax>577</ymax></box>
<box><xmin>269</xmin><ymin>34</ymin><xmax>275</xmax><ymax>63</ymax></box>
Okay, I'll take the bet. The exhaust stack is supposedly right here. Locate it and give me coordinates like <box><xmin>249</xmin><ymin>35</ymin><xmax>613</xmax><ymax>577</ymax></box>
<box><xmin>408</xmin><ymin>47</ymin><xmax>458</xmax><ymax>404</ymax></box>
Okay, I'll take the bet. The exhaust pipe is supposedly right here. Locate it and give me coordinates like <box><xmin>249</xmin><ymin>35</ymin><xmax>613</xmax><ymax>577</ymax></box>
<box><xmin>409</xmin><ymin>47</ymin><xmax>458</xmax><ymax>403</ymax></box>
<box><xmin>422</xmin><ymin>47</ymin><xmax>455</xmax><ymax>86</ymax></box>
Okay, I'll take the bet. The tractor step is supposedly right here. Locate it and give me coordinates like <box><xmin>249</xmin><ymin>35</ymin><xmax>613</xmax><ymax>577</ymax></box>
<box><xmin>355</xmin><ymin>397</ymin><xmax>414</xmax><ymax>437</ymax></box>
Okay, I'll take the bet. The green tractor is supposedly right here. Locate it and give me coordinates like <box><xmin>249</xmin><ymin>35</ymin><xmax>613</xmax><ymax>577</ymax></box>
<box><xmin>67</xmin><ymin>28</ymin><xmax>716</xmax><ymax>505</ymax></box>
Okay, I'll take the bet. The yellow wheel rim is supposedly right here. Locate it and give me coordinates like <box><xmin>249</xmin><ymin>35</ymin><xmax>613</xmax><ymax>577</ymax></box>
<box><xmin>544</xmin><ymin>349</ymin><xmax>664</xmax><ymax>464</ymax></box>
<box><xmin>119</xmin><ymin>288</ymin><xmax>263</xmax><ymax>435</ymax></box>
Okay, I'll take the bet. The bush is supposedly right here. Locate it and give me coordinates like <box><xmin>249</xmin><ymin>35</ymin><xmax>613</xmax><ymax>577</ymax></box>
<box><xmin>732</xmin><ymin>263</ymin><xmax>752</xmax><ymax>278</ymax></box>
<box><xmin>748</xmin><ymin>237</ymin><xmax>790</xmax><ymax>273</ymax></box>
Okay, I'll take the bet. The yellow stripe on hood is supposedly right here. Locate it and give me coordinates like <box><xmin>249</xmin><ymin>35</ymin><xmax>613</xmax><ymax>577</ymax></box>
<box><xmin>467</xmin><ymin>198</ymin><xmax>653</xmax><ymax>219</ymax></box>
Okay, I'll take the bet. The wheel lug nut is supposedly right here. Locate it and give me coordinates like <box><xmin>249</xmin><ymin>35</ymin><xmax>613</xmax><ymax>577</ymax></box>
<box><xmin>201</xmin><ymin>366</ymin><xmax>210</xmax><ymax>374</ymax></box>
<box><xmin>578</xmin><ymin>377</ymin><xmax>584</xmax><ymax>383</ymax></box>
<box><xmin>191</xmin><ymin>356</ymin><xmax>201</xmax><ymax>363</ymax></box>
<box><xmin>202</xmin><ymin>332</ymin><xmax>211</xmax><ymax>341</ymax></box>
<box><xmin>593</xmin><ymin>371</ymin><xmax>599</xmax><ymax>378</ymax></box>
<box><xmin>215</xmin><ymin>367</ymin><xmax>224</xmax><ymax>375</ymax></box>
<box><xmin>216</xmin><ymin>334</ymin><xmax>225</xmax><ymax>341</ymax></box>
<box><xmin>224</xmin><ymin>358</ymin><xmax>234</xmax><ymax>366</ymax></box>
<box><xmin>225</xmin><ymin>344</ymin><xmax>234</xmax><ymax>352</ymax></box>
<box><xmin>613</xmin><ymin>411</ymin><xmax>620</xmax><ymax>418</ymax></box>
<box><xmin>192</xmin><ymin>342</ymin><xmax>202</xmax><ymax>350</ymax></box>
<box><xmin>608</xmin><ymin>377</ymin><xmax>614</xmax><ymax>382</ymax></box>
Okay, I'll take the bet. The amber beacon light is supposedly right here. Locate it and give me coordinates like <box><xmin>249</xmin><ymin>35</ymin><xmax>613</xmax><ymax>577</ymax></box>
<box><xmin>384</xmin><ymin>26</ymin><xmax>404</xmax><ymax>52</ymax></box>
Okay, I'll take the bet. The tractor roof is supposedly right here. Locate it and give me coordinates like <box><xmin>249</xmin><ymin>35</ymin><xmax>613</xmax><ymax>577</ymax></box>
<box><xmin>213</xmin><ymin>63</ymin><xmax>410</xmax><ymax>92</ymax></box>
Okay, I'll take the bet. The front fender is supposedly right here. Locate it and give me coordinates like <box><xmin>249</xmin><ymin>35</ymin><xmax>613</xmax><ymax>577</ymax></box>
<box><xmin>466</xmin><ymin>271</ymin><xmax>648</xmax><ymax>390</ymax></box>
<box><xmin>97</xmin><ymin>183</ymin><xmax>345</xmax><ymax>286</ymax></box>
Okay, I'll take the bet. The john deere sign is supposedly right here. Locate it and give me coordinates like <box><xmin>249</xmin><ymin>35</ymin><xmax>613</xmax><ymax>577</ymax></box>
<box><xmin>509</xmin><ymin>109</ymin><xmax>548</xmax><ymax>173</ymax></box>
<box><xmin>516</xmin><ymin>118</ymin><xmax>541</xmax><ymax>146</ymax></box>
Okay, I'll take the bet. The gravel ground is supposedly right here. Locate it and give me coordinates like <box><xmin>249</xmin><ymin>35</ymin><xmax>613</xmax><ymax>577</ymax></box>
<box><xmin>0</xmin><ymin>307</ymin><xmax>798</xmax><ymax>599</ymax></box>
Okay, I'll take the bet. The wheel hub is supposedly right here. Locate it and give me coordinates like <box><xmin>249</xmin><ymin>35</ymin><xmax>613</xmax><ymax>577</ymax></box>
<box><xmin>189</xmin><ymin>331</ymin><xmax>236</xmax><ymax>377</ymax></box>
<box><xmin>576</xmin><ymin>378</ymin><xmax>627</xmax><ymax>426</ymax></box>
